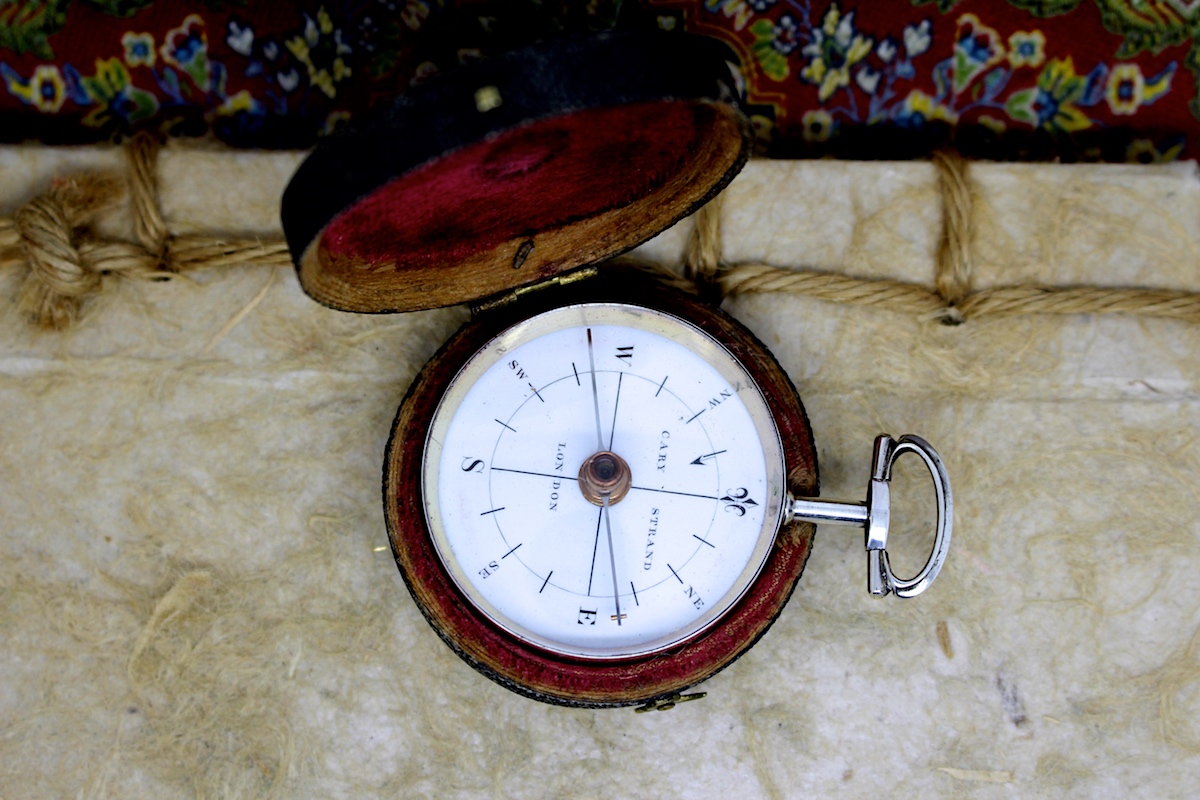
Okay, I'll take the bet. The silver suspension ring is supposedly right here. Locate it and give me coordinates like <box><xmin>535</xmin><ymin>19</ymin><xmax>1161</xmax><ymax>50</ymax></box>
<box><xmin>789</xmin><ymin>434</ymin><xmax>953</xmax><ymax>599</ymax></box>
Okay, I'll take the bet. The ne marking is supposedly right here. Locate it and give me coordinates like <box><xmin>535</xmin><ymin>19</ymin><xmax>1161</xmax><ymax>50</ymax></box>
<box><xmin>495</xmin><ymin>419</ymin><xmax>517</xmax><ymax>433</ymax></box>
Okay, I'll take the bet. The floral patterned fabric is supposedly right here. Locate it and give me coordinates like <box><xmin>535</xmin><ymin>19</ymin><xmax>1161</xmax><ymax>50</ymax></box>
<box><xmin>0</xmin><ymin>1</ymin><xmax>1196</xmax><ymax>162</ymax></box>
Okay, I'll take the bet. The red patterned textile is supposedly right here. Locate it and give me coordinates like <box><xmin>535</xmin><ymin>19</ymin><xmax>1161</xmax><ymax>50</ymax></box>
<box><xmin>1</xmin><ymin>1</ymin><xmax>1196</xmax><ymax>162</ymax></box>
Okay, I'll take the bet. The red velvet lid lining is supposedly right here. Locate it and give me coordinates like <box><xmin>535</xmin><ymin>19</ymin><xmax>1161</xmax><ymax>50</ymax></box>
<box><xmin>322</xmin><ymin>101</ymin><xmax>704</xmax><ymax>270</ymax></box>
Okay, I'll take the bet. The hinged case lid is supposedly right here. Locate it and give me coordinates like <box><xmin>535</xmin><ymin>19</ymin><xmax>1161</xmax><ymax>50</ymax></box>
<box><xmin>281</xmin><ymin>30</ymin><xmax>751</xmax><ymax>313</ymax></box>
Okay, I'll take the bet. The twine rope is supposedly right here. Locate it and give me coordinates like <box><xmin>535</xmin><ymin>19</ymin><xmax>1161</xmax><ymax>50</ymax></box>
<box><xmin>1</xmin><ymin>134</ymin><xmax>1198</xmax><ymax>329</ymax></box>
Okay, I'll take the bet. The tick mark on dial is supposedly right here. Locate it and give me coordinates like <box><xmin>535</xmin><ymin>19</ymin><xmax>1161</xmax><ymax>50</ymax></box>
<box><xmin>693</xmin><ymin>535</ymin><xmax>715</xmax><ymax>548</ymax></box>
<box><xmin>686</xmin><ymin>408</ymin><xmax>705</xmax><ymax>424</ymax></box>
<box><xmin>491</xmin><ymin>467</ymin><xmax>558</xmax><ymax>480</ymax></box>
<box><xmin>629</xmin><ymin>485</ymin><xmax>718</xmax><ymax>501</ymax></box>
<box><xmin>655</xmin><ymin>375</ymin><xmax>668</xmax><ymax>397</ymax></box>
<box><xmin>586</xmin><ymin>509</ymin><xmax>603</xmax><ymax>596</ymax></box>
<box><xmin>495</xmin><ymin>419</ymin><xmax>517</xmax><ymax>433</ymax></box>
<box><xmin>539</xmin><ymin>571</ymin><xmax>553</xmax><ymax>593</ymax></box>
<box><xmin>480</xmin><ymin>507</ymin><xmax>505</xmax><ymax>516</ymax></box>
<box><xmin>608</xmin><ymin>372</ymin><xmax>623</xmax><ymax>451</ymax></box>
<box><xmin>502</xmin><ymin>543</ymin><xmax>522</xmax><ymax>558</ymax></box>
<box><xmin>667</xmin><ymin>563</ymin><xmax>683</xmax><ymax>584</ymax></box>
<box><xmin>572</xmin><ymin>362</ymin><xmax>580</xmax><ymax>386</ymax></box>
<box><xmin>631</xmin><ymin>582</ymin><xmax>639</xmax><ymax>606</ymax></box>
<box><xmin>528</xmin><ymin>382</ymin><xmax>544</xmax><ymax>403</ymax></box>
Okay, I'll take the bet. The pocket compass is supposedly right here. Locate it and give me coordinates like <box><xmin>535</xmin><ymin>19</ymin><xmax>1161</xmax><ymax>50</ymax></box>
<box><xmin>282</xmin><ymin>31</ymin><xmax>952</xmax><ymax>708</ymax></box>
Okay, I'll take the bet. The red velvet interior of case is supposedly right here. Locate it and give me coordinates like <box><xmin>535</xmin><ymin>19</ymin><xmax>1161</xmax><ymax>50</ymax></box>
<box><xmin>320</xmin><ymin>101</ymin><xmax>707</xmax><ymax>269</ymax></box>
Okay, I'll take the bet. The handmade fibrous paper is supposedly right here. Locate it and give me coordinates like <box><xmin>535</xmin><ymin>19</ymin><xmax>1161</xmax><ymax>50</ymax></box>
<box><xmin>0</xmin><ymin>148</ymin><xmax>1197</xmax><ymax>798</ymax></box>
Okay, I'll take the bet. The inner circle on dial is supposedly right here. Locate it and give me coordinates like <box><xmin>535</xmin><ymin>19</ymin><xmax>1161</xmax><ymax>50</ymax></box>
<box><xmin>578</xmin><ymin>450</ymin><xmax>632</xmax><ymax>506</ymax></box>
<box><xmin>423</xmin><ymin>303</ymin><xmax>787</xmax><ymax>660</ymax></box>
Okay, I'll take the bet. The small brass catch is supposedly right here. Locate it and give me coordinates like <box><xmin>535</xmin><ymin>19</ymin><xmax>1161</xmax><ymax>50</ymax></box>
<box><xmin>474</xmin><ymin>85</ymin><xmax>502</xmax><ymax>112</ymax></box>
<box><xmin>634</xmin><ymin>692</ymin><xmax>707</xmax><ymax>713</ymax></box>
<box><xmin>513</xmin><ymin>239</ymin><xmax>535</xmax><ymax>269</ymax></box>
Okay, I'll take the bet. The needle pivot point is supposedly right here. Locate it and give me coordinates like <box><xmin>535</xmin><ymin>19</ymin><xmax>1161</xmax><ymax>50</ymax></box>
<box><xmin>578</xmin><ymin>451</ymin><xmax>632</xmax><ymax>506</ymax></box>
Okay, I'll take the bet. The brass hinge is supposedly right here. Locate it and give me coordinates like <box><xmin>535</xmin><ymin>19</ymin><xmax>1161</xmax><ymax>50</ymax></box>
<box><xmin>471</xmin><ymin>265</ymin><xmax>599</xmax><ymax>314</ymax></box>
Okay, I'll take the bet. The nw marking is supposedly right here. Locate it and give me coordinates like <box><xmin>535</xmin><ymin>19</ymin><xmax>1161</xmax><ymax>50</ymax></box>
<box><xmin>706</xmin><ymin>382</ymin><xmax>744</xmax><ymax>410</ymax></box>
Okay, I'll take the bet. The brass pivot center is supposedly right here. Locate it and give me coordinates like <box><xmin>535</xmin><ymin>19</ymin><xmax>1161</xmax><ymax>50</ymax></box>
<box><xmin>578</xmin><ymin>450</ymin><xmax>632</xmax><ymax>506</ymax></box>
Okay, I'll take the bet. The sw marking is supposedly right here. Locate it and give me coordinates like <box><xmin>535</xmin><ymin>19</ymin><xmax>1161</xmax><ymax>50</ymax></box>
<box><xmin>508</xmin><ymin>359</ymin><xmax>531</xmax><ymax>382</ymax></box>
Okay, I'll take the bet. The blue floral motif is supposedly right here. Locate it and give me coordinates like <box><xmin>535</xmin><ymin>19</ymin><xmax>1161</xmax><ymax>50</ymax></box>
<box><xmin>160</xmin><ymin>14</ymin><xmax>210</xmax><ymax>91</ymax></box>
<box><xmin>772</xmin><ymin>15</ymin><xmax>800</xmax><ymax>55</ymax></box>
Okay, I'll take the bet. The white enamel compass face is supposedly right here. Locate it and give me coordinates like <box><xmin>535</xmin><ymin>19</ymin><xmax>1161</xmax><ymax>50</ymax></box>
<box><xmin>423</xmin><ymin>303</ymin><xmax>788</xmax><ymax>659</ymax></box>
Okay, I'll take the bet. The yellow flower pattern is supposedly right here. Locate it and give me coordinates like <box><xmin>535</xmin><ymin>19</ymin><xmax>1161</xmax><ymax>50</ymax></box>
<box><xmin>799</xmin><ymin>4</ymin><xmax>873</xmax><ymax>102</ymax></box>
<box><xmin>286</xmin><ymin>7</ymin><xmax>352</xmax><ymax>99</ymax></box>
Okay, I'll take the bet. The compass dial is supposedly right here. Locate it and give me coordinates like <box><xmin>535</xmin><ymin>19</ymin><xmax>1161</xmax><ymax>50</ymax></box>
<box><xmin>424</xmin><ymin>304</ymin><xmax>787</xmax><ymax>659</ymax></box>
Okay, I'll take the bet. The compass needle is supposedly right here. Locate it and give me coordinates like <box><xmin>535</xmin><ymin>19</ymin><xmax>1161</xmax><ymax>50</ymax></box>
<box><xmin>586</xmin><ymin>328</ymin><xmax>605</xmax><ymax>452</ymax></box>
<box><xmin>602</xmin><ymin>494</ymin><xmax>622</xmax><ymax>625</ymax></box>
